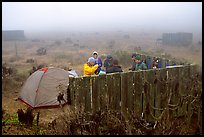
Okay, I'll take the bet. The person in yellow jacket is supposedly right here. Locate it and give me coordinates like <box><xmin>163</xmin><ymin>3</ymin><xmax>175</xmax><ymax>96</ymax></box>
<box><xmin>83</xmin><ymin>57</ymin><xmax>99</xmax><ymax>76</ymax></box>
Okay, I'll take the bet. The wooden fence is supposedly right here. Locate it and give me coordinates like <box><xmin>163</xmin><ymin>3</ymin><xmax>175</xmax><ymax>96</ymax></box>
<box><xmin>68</xmin><ymin>64</ymin><xmax>202</xmax><ymax>126</ymax></box>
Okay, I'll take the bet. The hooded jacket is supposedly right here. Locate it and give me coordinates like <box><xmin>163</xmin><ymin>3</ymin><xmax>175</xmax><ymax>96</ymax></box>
<box><xmin>83</xmin><ymin>63</ymin><xmax>98</xmax><ymax>76</ymax></box>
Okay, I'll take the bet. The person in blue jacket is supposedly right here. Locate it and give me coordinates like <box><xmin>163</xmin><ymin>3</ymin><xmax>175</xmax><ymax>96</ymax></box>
<box><xmin>92</xmin><ymin>51</ymin><xmax>102</xmax><ymax>74</ymax></box>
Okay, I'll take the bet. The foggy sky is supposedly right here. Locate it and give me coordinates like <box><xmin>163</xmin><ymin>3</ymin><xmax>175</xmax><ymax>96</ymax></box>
<box><xmin>2</xmin><ymin>2</ymin><xmax>202</xmax><ymax>35</ymax></box>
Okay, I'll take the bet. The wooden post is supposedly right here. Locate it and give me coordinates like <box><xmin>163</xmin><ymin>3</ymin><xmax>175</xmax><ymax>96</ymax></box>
<box><xmin>133</xmin><ymin>71</ymin><xmax>143</xmax><ymax>119</ymax></box>
<box><xmin>174</xmin><ymin>66</ymin><xmax>180</xmax><ymax>117</ymax></box>
<box><xmin>69</xmin><ymin>77</ymin><xmax>76</xmax><ymax>111</ymax></box>
<box><xmin>92</xmin><ymin>75</ymin><xmax>100</xmax><ymax>114</ymax></box>
<box><xmin>166</xmin><ymin>67</ymin><xmax>173</xmax><ymax>118</ymax></box>
<box><xmin>71</xmin><ymin>77</ymin><xmax>80</xmax><ymax>112</ymax></box>
<box><xmin>187</xmin><ymin>65</ymin><xmax>199</xmax><ymax>125</ymax></box>
<box><xmin>75</xmin><ymin>77</ymin><xmax>84</xmax><ymax>112</ymax></box>
<box><xmin>83</xmin><ymin>76</ymin><xmax>91</xmax><ymax>113</ymax></box>
<box><xmin>121</xmin><ymin>72</ymin><xmax>134</xmax><ymax>117</ymax></box>
<box><xmin>154</xmin><ymin>68</ymin><xmax>160</xmax><ymax>119</ymax></box>
<box><xmin>156</xmin><ymin>68</ymin><xmax>167</xmax><ymax>118</ymax></box>
<box><xmin>98</xmin><ymin>75</ymin><xmax>107</xmax><ymax>112</ymax></box>
<box><xmin>112</xmin><ymin>73</ymin><xmax>121</xmax><ymax>112</ymax></box>
<box><xmin>106</xmin><ymin>74</ymin><xmax>114</xmax><ymax>110</ymax></box>
<box><xmin>145</xmin><ymin>69</ymin><xmax>155</xmax><ymax>122</ymax></box>
<box><xmin>184</xmin><ymin>66</ymin><xmax>191</xmax><ymax>115</ymax></box>
<box><xmin>178</xmin><ymin>66</ymin><xmax>187</xmax><ymax>117</ymax></box>
<box><xmin>121</xmin><ymin>72</ymin><xmax>128</xmax><ymax>119</ymax></box>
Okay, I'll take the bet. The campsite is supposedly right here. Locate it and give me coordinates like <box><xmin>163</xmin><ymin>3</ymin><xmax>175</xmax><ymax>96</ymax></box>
<box><xmin>2</xmin><ymin>2</ymin><xmax>202</xmax><ymax>135</ymax></box>
<box><xmin>2</xmin><ymin>30</ymin><xmax>202</xmax><ymax>135</ymax></box>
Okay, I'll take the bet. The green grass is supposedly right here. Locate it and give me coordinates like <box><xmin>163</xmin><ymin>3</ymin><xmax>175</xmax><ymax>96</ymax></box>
<box><xmin>2</xmin><ymin>111</ymin><xmax>46</xmax><ymax>135</ymax></box>
<box><xmin>2</xmin><ymin>113</ymin><xmax>20</xmax><ymax>125</ymax></box>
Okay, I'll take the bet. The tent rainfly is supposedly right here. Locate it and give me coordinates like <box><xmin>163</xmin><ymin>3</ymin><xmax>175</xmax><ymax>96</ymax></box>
<box><xmin>18</xmin><ymin>67</ymin><xmax>70</xmax><ymax>109</ymax></box>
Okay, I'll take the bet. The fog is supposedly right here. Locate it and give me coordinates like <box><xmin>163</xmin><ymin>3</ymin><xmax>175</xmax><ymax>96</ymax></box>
<box><xmin>2</xmin><ymin>2</ymin><xmax>202</xmax><ymax>38</ymax></box>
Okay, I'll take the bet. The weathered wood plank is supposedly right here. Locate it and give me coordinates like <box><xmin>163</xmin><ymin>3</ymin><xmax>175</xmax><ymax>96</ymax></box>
<box><xmin>98</xmin><ymin>74</ymin><xmax>107</xmax><ymax>111</ymax></box>
<box><xmin>187</xmin><ymin>65</ymin><xmax>199</xmax><ymax>124</ymax></box>
<box><xmin>127</xmin><ymin>72</ymin><xmax>134</xmax><ymax>115</ymax></box>
<box><xmin>154</xmin><ymin>69</ymin><xmax>163</xmax><ymax>118</ymax></box>
<box><xmin>121</xmin><ymin>72</ymin><xmax>128</xmax><ymax>117</ymax></box>
<box><xmin>83</xmin><ymin>76</ymin><xmax>91</xmax><ymax>113</ymax></box>
<box><xmin>69</xmin><ymin>77</ymin><xmax>76</xmax><ymax>111</ymax></box>
<box><xmin>167</xmin><ymin>67</ymin><xmax>174</xmax><ymax>114</ymax></box>
<box><xmin>143</xmin><ymin>70</ymin><xmax>153</xmax><ymax>122</ymax></box>
<box><xmin>112</xmin><ymin>73</ymin><xmax>121</xmax><ymax>111</ymax></box>
<box><xmin>121</xmin><ymin>72</ymin><xmax>134</xmax><ymax>116</ymax></box>
<box><xmin>155</xmin><ymin>68</ymin><xmax>166</xmax><ymax>118</ymax></box>
<box><xmin>92</xmin><ymin>76</ymin><xmax>100</xmax><ymax>113</ymax></box>
<box><xmin>133</xmin><ymin>71</ymin><xmax>143</xmax><ymax>118</ymax></box>
<box><xmin>178</xmin><ymin>66</ymin><xmax>187</xmax><ymax>116</ymax></box>
<box><xmin>177</xmin><ymin>67</ymin><xmax>186</xmax><ymax>116</ymax></box>
<box><xmin>79</xmin><ymin>77</ymin><xmax>86</xmax><ymax>111</ymax></box>
<box><xmin>106</xmin><ymin>74</ymin><xmax>114</xmax><ymax>110</ymax></box>
<box><xmin>189</xmin><ymin>65</ymin><xmax>202</xmax><ymax>127</ymax></box>
<box><xmin>168</xmin><ymin>67</ymin><xmax>180</xmax><ymax>117</ymax></box>
<box><xmin>184</xmin><ymin>66</ymin><xmax>191</xmax><ymax>115</ymax></box>
<box><xmin>140</xmin><ymin>70</ymin><xmax>148</xmax><ymax>121</ymax></box>
<box><xmin>74</xmin><ymin>77</ymin><xmax>83</xmax><ymax>111</ymax></box>
<box><xmin>174</xmin><ymin>67</ymin><xmax>181</xmax><ymax>117</ymax></box>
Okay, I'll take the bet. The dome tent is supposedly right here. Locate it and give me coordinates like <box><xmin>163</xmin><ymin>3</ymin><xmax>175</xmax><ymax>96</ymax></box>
<box><xmin>18</xmin><ymin>67</ymin><xmax>69</xmax><ymax>109</ymax></box>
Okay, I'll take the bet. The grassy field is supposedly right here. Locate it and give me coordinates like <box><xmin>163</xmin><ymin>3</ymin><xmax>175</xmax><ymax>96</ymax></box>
<box><xmin>2</xmin><ymin>31</ymin><xmax>202</xmax><ymax>135</ymax></box>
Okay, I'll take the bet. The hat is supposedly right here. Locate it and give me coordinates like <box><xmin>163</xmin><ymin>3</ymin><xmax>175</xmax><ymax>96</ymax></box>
<box><xmin>107</xmin><ymin>54</ymin><xmax>112</xmax><ymax>59</ymax></box>
<box><xmin>88</xmin><ymin>57</ymin><xmax>95</xmax><ymax>63</ymax></box>
<box><xmin>92</xmin><ymin>51</ymin><xmax>98</xmax><ymax>55</ymax></box>
<box><xmin>134</xmin><ymin>55</ymin><xmax>141</xmax><ymax>60</ymax></box>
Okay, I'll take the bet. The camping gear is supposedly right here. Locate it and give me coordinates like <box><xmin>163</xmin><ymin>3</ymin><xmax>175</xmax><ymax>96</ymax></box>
<box><xmin>18</xmin><ymin>67</ymin><xmax>69</xmax><ymax>109</ymax></box>
<box><xmin>68</xmin><ymin>70</ymin><xmax>79</xmax><ymax>77</ymax></box>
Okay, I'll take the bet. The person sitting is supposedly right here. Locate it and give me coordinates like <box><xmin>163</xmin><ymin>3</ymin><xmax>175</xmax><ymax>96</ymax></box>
<box><xmin>133</xmin><ymin>55</ymin><xmax>147</xmax><ymax>71</ymax></box>
<box><xmin>151</xmin><ymin>57</ymin><xmax>159</xmax><ymax>69</ymax></box>
<box><xmin>104</xmin><ymin>54</ymin><xmax>113</xmax><ymax>71</ymax></box>
<box><xmin>129</xmin><ymin>53</ymin><xmax>137</xmax><ymax>71</ymax></box>
<box><xmin>83</xmin><ymin>57</ymin><xmax>99</xmax><ymax>76</ymax></box>
<box><xmin>106</xmin><ymin>59</ymin><xmax>123</xmax><ymax>74</ymax></box>
<box><xmin>92</xmin><ymin>51</ymin><xmax>102</xmax><ymax>74</ymax></box>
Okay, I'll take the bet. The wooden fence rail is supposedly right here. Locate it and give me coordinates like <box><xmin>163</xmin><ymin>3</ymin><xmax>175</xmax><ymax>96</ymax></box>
<box><xmin>69</xmin><ymin>64</ymin><xmax>201</xmax><ymax>125</ymax></box>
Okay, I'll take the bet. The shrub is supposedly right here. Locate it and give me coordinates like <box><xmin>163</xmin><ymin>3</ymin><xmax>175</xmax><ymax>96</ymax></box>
<box><xmin>112</xmin><ymin>50</ymin><xmax>131</xmax><ymax>66</ymax></box>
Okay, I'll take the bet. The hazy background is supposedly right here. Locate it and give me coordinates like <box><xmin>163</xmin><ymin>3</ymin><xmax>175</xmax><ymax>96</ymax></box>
<box><xmin>2</xmin><ymin>2</ymin><xmax>202</xmax><ymax>38</ymax></box>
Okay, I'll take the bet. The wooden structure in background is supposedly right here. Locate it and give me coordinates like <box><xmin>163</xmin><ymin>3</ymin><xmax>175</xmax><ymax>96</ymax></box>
<box><xmin>2</xmin><ymin>30</ymin><xmax>26</xmax><ymax>41</ymax></box>
<box><xmin>162</xmin><ymin>32</ymin><xmax>193</xmax><ymax>46</ymax></box>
